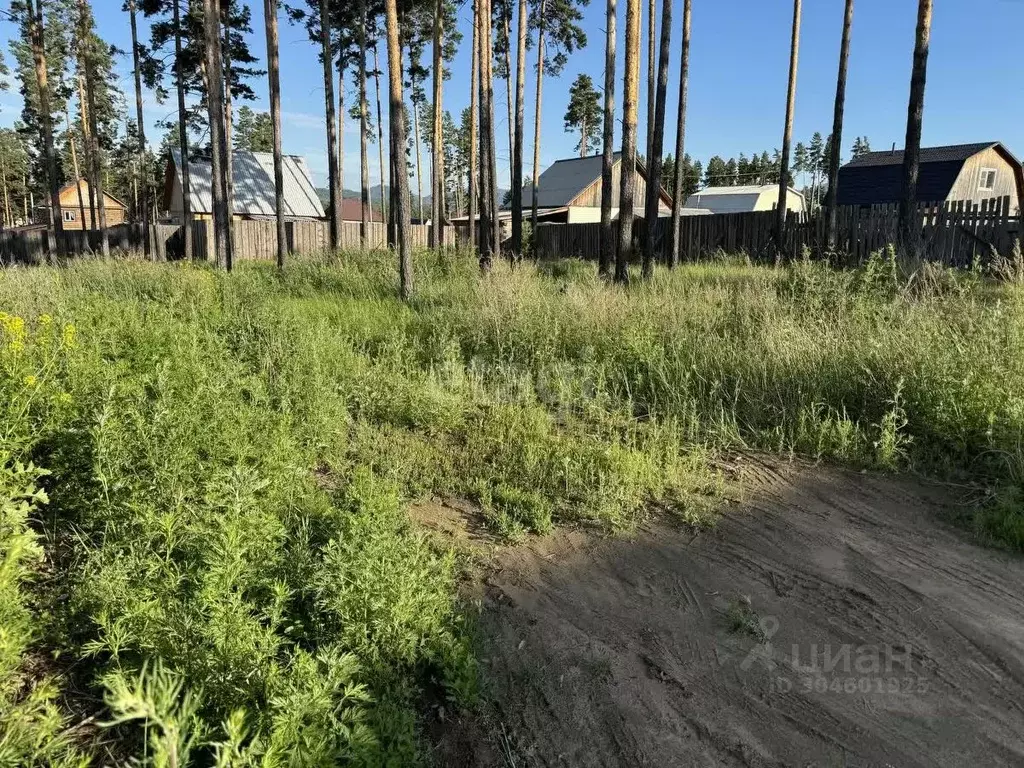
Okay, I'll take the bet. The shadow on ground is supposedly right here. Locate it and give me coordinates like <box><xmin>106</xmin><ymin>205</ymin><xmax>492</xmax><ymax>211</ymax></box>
<box><xmin>422</xmin><ymin>459</ymin><xmax>1024</xmax><ymax>767</ymax></box>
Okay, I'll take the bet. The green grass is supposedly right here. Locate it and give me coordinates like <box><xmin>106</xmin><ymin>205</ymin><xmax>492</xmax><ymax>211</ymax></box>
<box><xmin>1</xmin><ymin>247</ymin><xmax>1023</xmax><ymax>763</ymax></box>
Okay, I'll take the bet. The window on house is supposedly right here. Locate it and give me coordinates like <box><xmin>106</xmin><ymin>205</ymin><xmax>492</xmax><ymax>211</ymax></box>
<box><xmin>979</xmin><ymin>168</ymin><xmax>997</xmax><ymax>191</ymax></box>
<box><xmin>63</xmin><ymin>210</ymin><xmax>76</xmax><ymax>222</ymax></box>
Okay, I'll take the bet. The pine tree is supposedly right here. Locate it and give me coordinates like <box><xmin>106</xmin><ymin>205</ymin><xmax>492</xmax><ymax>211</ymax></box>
<box><xmin>492</xmin><ymin>0</ymin><xmax>514</xmax><ymax>182</ymax></box>
<box><xmin>667</xmin><ymin>0</ymin><xmax>689</xmax><ymax>267</ymax></box>
<box><xmin>640</xmin><ymin>0</ymin><xmax>670</xmax><ymax>278</ymax></box>
<box><xmin>202</xmin><ymin>0</ymin><xmax>230</xmax><ymax>268</ymax></box>
<box><xmin>233</xmin><ymin>106</ymin><xmax>274</xmax><ymax>151</ymax></box>
<box><xmin>597</xmin><ymin>0</ymin><xmax>616</xmax><ymax>276</ymax></box>
<box><xmin>563</xmin><ymin>74</ymin><xmax>601</xmax><ymax>158</ymax></box>
<box><xmin>614</xmin><ymin>0</ymin><xmax>639</xmax><ymax>283</ymax></box>
<box><xmin>429</xmin><ymin>0</ymin><xmax>445</xmax><ymax>247</ymax></box>
<box><xmin>468</xmin><ymin>0</ymin><xmax>478</xmax><ymax>258</ymax></box>
<box><xmin>529</xmin><ymin>0</ymin><xmax>588</xmax><ymax>230</ymax></box>
<box><xmin>319</xmin><ymin>0</ymin><xmax>341</xmax><ymax>248</ymax></box>
<box><xmin>776</xmin><ymin>0</ymin><xmax>801</xmax><ymax>258</ymax></box>
<box><xmin>704</xmin><ymin>155</ymin><xmax>726</xmax><ymax>187</ymax></box>
<box><xmin>724</xmin><ymin>158</ymin><xmax>737</xmax><ymax>186</ymax></box>
<box><xmin>264</xmin><ymin>0</ymin><xmax>285</xmax><ymax>267</ymax></box>
<box><xmin>0</xmin><ymin>129</ymin><xmax>31</xmax><ymax>227</ymax></box>
<box><xmin>510</xmin><ymin>0</ymin><xmax>527</xmax><ymax>258</ymax></box>
<box><xmin>825</xmin><ymin>0</ymin><xmax>854</xmax><ymax>248</ymax></box>
<box><xmin>75</xmin><ymin>0</ymin><xmax>111</xmax><ymax>254</ymax></box>
<box><xmin>126</xmin><ymin>0</ymin><xmax>150</xmax><ymax>252</ymax></box>
<box><xmin>793</xmin><ymin>141</ymin><xmax>808</xmax><ymax>187</ymax></box>
<box><xmin>13</xmin><ymin>0</ymin><xmax>68</xmax><ymax>252</ymax></box>
<box><xmin>900</xmin><ymin>0</ymin><xmax>932</xmax><ymax>257</ymax></box>
<box><xmin>383</xmin><ymin>0</ymin><xmax>413</xmax><ymax>296</ymax></box>
<box><xmin>807</xmin><ymin>131</ymin><xmax>824</xmax><ymax>210</ymax></box>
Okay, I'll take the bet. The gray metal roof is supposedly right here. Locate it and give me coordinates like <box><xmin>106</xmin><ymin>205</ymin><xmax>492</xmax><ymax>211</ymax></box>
<box><xmin>169</xmin><ymin>149</ymin><xmax>325</xmax><ymax>219</ymax></box>
<box><xmin>843</xmin><ymin>142</ymin><xmax>997</xmax><ymax>168</ymax></box>
<box><xmin>521</xmin><ymin>153</ymin><xmax>621</xmax><ymax>208</ymax></box>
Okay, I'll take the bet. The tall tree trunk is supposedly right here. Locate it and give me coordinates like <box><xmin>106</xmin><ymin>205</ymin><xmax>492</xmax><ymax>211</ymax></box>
<box><xmin>468</xmin><ymin>0</ymin><xmax>479</xmax><ymax>256</ymax></box>
<box><xmin>32</xmin><ymin>0</ymin><xmax>63</xmax><ymax>256</ymax></box>
<box><xmin>477</xmin><ymin>0</ymin><xmax>494</xmax><ymax>269</ymax></box>
<box><xmin>65</xmin><ymin>110</ymin><xmax>88</xmax><ymax>233</ymax></box>
<box><xmin>373</xmin><ymin>43</ymin><xmax>388</xmax><ymax>236</ymax></box>
<box><xmin>129</xmin><ymin>0</ymin><xmax>151</xmax><ymax>257</ymax></box>
<box><xmin>319</xmin><ymin>0</ymin><xmax>342</xmax><ymax>251</ymax></box>
<box><xmin>510</xmin><ymin>0</ymin><xmax>526</xmax><ymax>259</ymax></box>
<box><xmin>359</xmin><ymin>4</ymin><xmax>370</xmax><ymax>243</ymax></box>
<box><xmin>667</xmin><ymin>0</ymin><xmax>690</xmax><ymax>268</ymax></box>
<box><xmin>338</xmin><ymin>52</ymin><xmax>344</xmax><ymax>224</ymax></box>
<box><xmin>484</xmin><ymin>0</ymin><xmax>499</xmax><ymax>259</ymax></box>
<box><xmin>0</xmin><ymin>157</ymin><xmax>9</xmax><ymax>229</ymax></box>
<box><xmin>645</xmin><ymin>0</ymin><xmax>654</xmax><ymax>165</ymax></box>
<box><xmin>530</xmin><ymin>0</ymin><xmax>545</xmax><ymax>233</ymax></box>
<box><xmin>615</xmin><ymin>0</ymin><xmax>640</xmax><ymax>284</ymax></box>
<box><xmin>641</xmin><ymin>0</ymin><xmax>671</xmax><ymax>278</ymax></box>
<box><xmin>413</xmin><ymin>97</ymin><xmax>423</xmax><ymax>222</ymax></box>
<box><xmin>173</xmin><ymin>0</ymin><xmax>193</xmax><ymax>260</ymax></box>
<box><xmin>203</xmin><ymin>0</ymin><xmax>229</xmax><ymax>268</ymax></box>
<box><xmin>222</xmin><ymin>11</ymin><xmax>235</xmax><ymax>265</ymax></box>
<box><xmin>899</xmin><ymin>0</ymin><xmax>932</xmax><ymax>259</ymax></box>
<box><xmin>383</xmin><ymin>0</ymin><xmax>413</xmax><ymax>297</ymax></box>
<box><xmin>388</xmin><ymin>113</ymin><xmax>396</xmax><ymax>246</ymax></box>
<box><xmin>430</xmin><ymin>0</ymin><xmax>445</xmax><ymax>248</ymax></box>
<box><xmin>265</xmin><ymin>0</ymin><xmax>286</xmax><ymax>267</ymax></box>
<box><xmin>80</xmin><ymin>0</ymin><xmax>109</xmax><ymax>256</ymax></box>
<box><xmin>598</xmin><ymin>0</ymin><xmax>617</xmax><ymax>276</ymax></box>
<box><xmin>775</xmin><ymin>0</ymin><xmax>800</xmax><ymax>261</ymax></box>
<box><xmin>76</xmin><ymin>73</ymin><xmax>97</xmax><ymax>228</ymax></box>
<box><xmin>502</xmin><ymin>4</ymin><xmax>513</xmax><ymax>183</ymax></box>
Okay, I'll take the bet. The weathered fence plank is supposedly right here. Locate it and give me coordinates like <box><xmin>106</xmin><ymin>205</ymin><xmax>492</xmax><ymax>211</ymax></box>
<box><xmin>0</xmin><ymin>220</ymin><xmax>459</xmax><ymax>266</ymax></box>
<box><xmin>534</xmin><ymin>200</ymin><xmax>1023</xmax><ymax>267</ymax></box>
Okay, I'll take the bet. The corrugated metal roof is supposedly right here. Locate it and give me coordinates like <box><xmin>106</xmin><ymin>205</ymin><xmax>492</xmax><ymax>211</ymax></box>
<box><xmin>688</xmin><ymin>184</ymin><xmax>785</xmax><ymax>196</ymax></box>
<box><xmin>843</xmin><ymin>142</ymin><xmax>996</xmax><ymax>168</ymax></box>
<box><xmin>521</xmin><ymin>153</ymin><xmax>621</xmax><ymax>208</ymax></box>
<box><xmin>169</xmin><ymin>149</ymin><xmax>325</xmax><ymax>219</ymax></box>
<box><xmin>684</xmin><ymin>185</ymin><xmax>803</xmax><ymax>214</ymax></box>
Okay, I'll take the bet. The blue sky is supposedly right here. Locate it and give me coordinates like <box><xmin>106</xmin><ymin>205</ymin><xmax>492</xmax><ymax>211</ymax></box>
<box><xmin>2</xmin><ymin>0</ymin><xmax>1023</xmax><ymax>190</ymax></box>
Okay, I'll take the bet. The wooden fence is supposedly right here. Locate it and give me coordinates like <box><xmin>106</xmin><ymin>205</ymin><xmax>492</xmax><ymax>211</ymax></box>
<box><xmin>0</xmin><ymin>220</ymin><xmax>458</xmax><ymax>266</ymax></box>
<box><xmin>534</xmin><ymin>197</ymin><xmax>1023</xmax><ymax>267</ymax></box>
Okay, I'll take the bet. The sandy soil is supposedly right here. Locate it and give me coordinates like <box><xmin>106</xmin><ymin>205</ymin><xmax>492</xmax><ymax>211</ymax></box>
<box><xmin>416</xmin><ymin>458</ymin><xmax>1024</xmax><ymax>767</ymax></box>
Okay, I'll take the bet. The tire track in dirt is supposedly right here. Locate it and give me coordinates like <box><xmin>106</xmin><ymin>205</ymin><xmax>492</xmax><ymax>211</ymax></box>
<box><xmin>426</xmin><ymin>459</ymin><xmax>1024</xmax><ymax>767</ymax></box>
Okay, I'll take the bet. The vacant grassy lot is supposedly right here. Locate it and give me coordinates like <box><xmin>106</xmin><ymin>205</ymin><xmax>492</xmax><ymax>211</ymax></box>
<box><xmin>2</xmin><ymin>249</ymin><xmax>1022</xmax><ymax>764</ymax></box>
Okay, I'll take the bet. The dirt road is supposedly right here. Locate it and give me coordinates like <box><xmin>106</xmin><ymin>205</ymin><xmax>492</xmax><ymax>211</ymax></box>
<box><xmin>425</xmin><ymin>459</ymin><xmax>1024</xmax><ymax>767</ymax></box>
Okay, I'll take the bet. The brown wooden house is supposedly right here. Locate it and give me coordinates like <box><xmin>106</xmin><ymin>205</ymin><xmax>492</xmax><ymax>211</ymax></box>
<box><xmin>43</xmin><ymin>179</ymin><xmax>128</xmax><ymax>230</ymax></box>
<box><xmin>837</xmin><ymin>142</ymin><xmax>1024</xmax><ymax>213</ymax></box>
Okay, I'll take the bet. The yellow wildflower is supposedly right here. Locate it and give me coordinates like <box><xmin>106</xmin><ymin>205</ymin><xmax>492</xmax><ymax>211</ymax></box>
<box><xmin>24</xmin><ymin>375</ymin><xmax>37</xmax><ymax>387</ymax></box>
<box><xmin>39</xmin><ymin>314</ymin><xmax>53</xmax><ymax>326</ymax></box>
<box><xmin>62</xmin><ymin>323</ymin><xmax>76</xmax><ymax>348</ymax></box>
<box><xmin>2</xmin><ymin>313</ymin><xmax>25</xmax><ymax>341</ymax></box>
